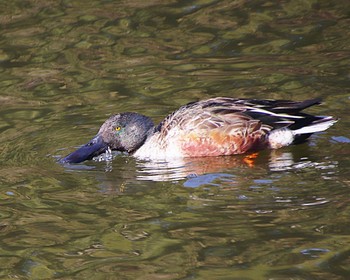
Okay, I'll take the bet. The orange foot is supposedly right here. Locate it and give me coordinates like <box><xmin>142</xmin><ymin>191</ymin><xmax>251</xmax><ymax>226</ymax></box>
<box><xmin>243</xmin><ymin>152</ymin><xmax>259</xmax><ymax>167</ymax></box>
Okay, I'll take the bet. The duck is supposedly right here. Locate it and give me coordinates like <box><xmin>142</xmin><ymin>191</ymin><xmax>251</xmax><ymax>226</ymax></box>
<box><xmin>60</xmin><ymin>97</ymin><xmax>337</xmax><ymax>164</ymax></box>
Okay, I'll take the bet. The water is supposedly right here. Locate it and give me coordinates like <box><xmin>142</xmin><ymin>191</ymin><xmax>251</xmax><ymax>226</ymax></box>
<box><xmin>0</xmin><ymin>0</ymin><xmax>349</xmax><ymax>279</ymax></box>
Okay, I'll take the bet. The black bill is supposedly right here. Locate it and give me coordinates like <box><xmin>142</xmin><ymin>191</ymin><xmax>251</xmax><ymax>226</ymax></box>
<box><xmin>60</xmin><ymin>135</ymin><xmax>108</xmax><ymax>164</ymax></box>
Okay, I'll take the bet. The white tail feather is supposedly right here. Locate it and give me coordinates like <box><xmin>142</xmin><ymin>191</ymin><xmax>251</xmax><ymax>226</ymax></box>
<box><xmin>293</xmin><ymin>117</ymin><xmax>337</xmax><ymax>135</ymax></box>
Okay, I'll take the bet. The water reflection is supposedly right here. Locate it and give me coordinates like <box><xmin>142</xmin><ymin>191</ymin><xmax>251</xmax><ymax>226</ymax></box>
<box><xmin>141</xmin><ymin>151</ymin><xmax>337</xmax><ymax>188</ymax></box>
<box><xmin>60</xmin><ymin>149</ymin><xmax>338</xmax><ymax>186</ymax></box>
<box><xmin>136</xmin><ymin>155</ymin><xmax>250</xmax><ymax>182</ymax></box>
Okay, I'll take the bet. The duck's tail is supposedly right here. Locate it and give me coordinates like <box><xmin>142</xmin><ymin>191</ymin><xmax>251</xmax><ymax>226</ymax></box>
<box><xmin>292</xmin><ymin>116</ymin><xmax>337</xmax><ymax>135</ymax></box>
<box><xmin>268</xmin><ymin>115</ymin><xmax>337</xmax><ymax>149</ymax></box>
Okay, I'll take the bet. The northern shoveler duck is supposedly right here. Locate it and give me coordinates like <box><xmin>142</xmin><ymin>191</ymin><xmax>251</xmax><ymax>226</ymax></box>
<box><xmin>61</xmin><ymin>97</ymin><xmax>337</xmax><ymax>164</ymax></box>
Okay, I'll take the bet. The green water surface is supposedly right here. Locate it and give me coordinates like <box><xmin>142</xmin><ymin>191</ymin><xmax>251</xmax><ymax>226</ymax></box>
<box><xmin>0</xmin><ymin>0</ymin><xmax>349</xmax><ymax>279</ymax></box>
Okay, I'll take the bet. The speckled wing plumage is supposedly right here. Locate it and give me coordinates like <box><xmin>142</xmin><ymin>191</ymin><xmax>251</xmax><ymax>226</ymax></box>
<box><xmin>151</xmin><ymin>98</ymin><xmax>271</xmax><ymax>157</ymax></box>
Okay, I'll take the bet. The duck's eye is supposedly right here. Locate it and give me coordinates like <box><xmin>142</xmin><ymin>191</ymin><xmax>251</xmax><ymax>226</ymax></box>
<box><xmin>115</xmin><ymin>126</ymin><xmax>121</xmax><ymax>131</ymax></box>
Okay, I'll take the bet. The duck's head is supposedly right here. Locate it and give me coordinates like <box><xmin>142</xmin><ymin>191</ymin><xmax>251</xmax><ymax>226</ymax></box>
<box><xmin>61</xmin><ymin>112</ymin><xmax>154</xmax><ymax>164</ymax></box>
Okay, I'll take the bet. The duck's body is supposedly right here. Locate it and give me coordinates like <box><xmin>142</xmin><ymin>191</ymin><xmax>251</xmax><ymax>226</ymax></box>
<box><xmin>61</xmin><ymin>97</ymin><xmax>337</xmax><ymax>164</ymax></box>
<box><xmin>134</xmin><ymin>98</ymin><xmax>271</xmax><ymax>159</ymax></box>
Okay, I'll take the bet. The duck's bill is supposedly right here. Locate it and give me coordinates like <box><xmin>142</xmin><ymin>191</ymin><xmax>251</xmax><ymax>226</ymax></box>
<box><xmin>60</xmin><ymin>135</ymin><xmax>108</xmax><ymax>164</ymax></box>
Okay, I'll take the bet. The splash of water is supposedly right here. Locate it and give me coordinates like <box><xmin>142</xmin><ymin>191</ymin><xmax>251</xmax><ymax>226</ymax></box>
<box><xmin>93</xmin><ymin>146</ymin><xmax>113</xmax><ymax>162</ymax></box>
